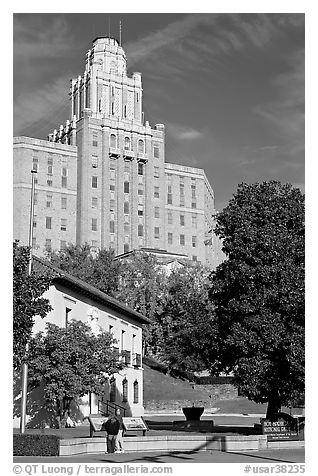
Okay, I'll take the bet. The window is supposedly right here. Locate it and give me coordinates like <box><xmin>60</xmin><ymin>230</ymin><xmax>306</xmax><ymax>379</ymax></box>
<box><xmin>191</xmin><ymin>184</ymin><xmax>196</xmax><ymax>199</ymax></box>
<box><xmin>47</xmin><ymin>179</ymin><xmax>53</xmax><ymax>187</ymax></box>
<box><xmin>45</xmin><ymin>239</ymin><xmax>52</xmax><ymax>252</ymax></box>
<box><xmin>60</xmin><ymin>240</ymin><xmax>67</xmax><ymax>250</ymax></box>
<box><xmin>154</xmin><ymin>207</ymin><xmax>160</xmax><ymax>218</ymax></box>
<box><xmin>111</xmin><ymin>102</ymin><xmax>115</xmax><ymax>115</ymax></box>
<box><xmin>110</xmin><ymin>183</ymin><xmax>115</xmax><ymax>191</ymax></box>
<box><xmin>34</xmin><ymin>193</ymin><xmax>38</xmax><ymax>206</ymax></box>
<box><xmin>61</xmin><ymin>218</ymin><xmax>67</xmax><ymax>231</ymax></box>
<box><xmin>110</xmin><ymin>200</ymin><xmax>115</xmax><ymax>212</ymax></box>
<box><xmin>91</xmin><ymin>197</ymin><xmax>98</xmax><ymax>208</ymax></box>
<box><xmin>92</xmin><ymin>156</ymin><xmax>98</xmax><ymax>168</ymax></box>
<box><xmin>110</xmin><ymin>220</ymin><xmax>115</xmax><ymax>233</ymax></box>
<box><xmin>92</xmin><ymin>139</ymin><xmax>98</xmax><ymax>147</ymax></box>
<box><xmin>138</xmin><ymin>139</ymin><xmax>144</xmax><ymax>155</ymax></box>
<box><xmin>124</xmin><ymin>243</ymin><xmax>129</xmax><ymax>254</ymax></box>
<box><xmin>110</xmin><ymin>134</ymin><xmax>117</xmax><ymax>148</ymax></box>
<box><xmin>138</xmin><ymin>205</ymin><xmax>144</xmax><ymax>216</ymax></box>
<box><xmin>138</xmin><ymin>163</ymin><xmax>144</xmax><ymax>175</ymax></box>
<box><xmin>168</xmin><ymin>211</ymin><xmax>173</xmax><ymax>224</ymax></box>
<box><xmin>46</xmin><ymin>194</ymin><xmax>52</xmax><ymax>208</ymax></box>
<box><xmin>61</xmin><ymin>176</ymin><xmax>67</xmax><ymax>188</ymax></box>
<box><xmin>192</xmin><ymin>255</ymin><xmax>197</xmax><ymax>262</ymax></box>
<box><xmin>153</xmin><ymin>143</ymin><xmax>160</xmax><ymax>159</ymax></box>
<box><xmin>138</xmin><ymin>188</ymin><xmax>143</xmax><ymax>196</ymax></box>
<box><xmin>154</xmin><ymin>186</ymin><xmax>160</xmax><ymax>198</ymax></box>
<box><xmin>136</xmin><ymin>92</ymin><xmax>139</xmax><ymax>102</ymax></box>
<box><xmin>180</xmin><ymin>196</ymin><xmax>185</xmax><ymax>207</ymax></box>
<box><xmin>167</xmin><ymin>184</ymin><xmax>172</xmax><ymax>205</ymax></box>
<box><xmin>92</xmin><ymin>176</ymin><xmax>98</xmax><ymax>188</ymax></box>
<box><xmin>180</xmin><ymin>234</ymin><xmax>185</xmax><ymax>246</ymax></box>
<box><xmin>124</xmin><ymin>202</ymin><xmax>129</xmax><ymax>214</ymax></box>
<box><xmin>32</xmin><ymin>157</ymin><xmax>38</xmax><ymax>172</ymax></box>
<box><xmin>124</xmin><ymin>181</ymin><xmax>130</xmax><ymax>193</ymax></box>
<box><xmin>192</xmin><ymin>236</ymin><xmax>197</xmax><ymax>248</ymax></box>
<box><xmin>133</xmin><ymin>380</ymin><xmax>139</xmax><ymax>404</ymax></box>
<box><xmin>154</xmin><ymin>166</ymin><xmax>159</xmax><ymax>178</ymax></box>
<box><xmin>138</xmin><ymin>224</ymin><xmax>143</xmax><ymax>237</ymax></box>
<box><xmin>61</xmin><ymin>195</ymin><xmax>67</xmax><ymax>209</ymax></box>
<box><xmin>154</xmin><ymin>227</ymin><xmax>160</xmax><ymax>239</ymax></box>
<box><xmin>62</xmin><ymin>167</ymin><xmax>67</xmax><ymax>177</ymax></box>
<box><xmin>124</xmin><ymin>223</ymin><xmax>130</xmax><ymax>234</ymax></box>
<box><xmin>92</xmin><ymin>218</ymin><xmax>97</xmax><ymax>231</ymax></box>
<box><xmin>192</xmin><ymin>214</ymin><xmax>197</xmax><ymax>228</ymax></box>
<box><xmin>122</xmin><ymin>378</ymin><xmax>128</xmax><ymax>403</ymax></box>
<box><xmin>32</xmin><ymin>237</ymin><xmax>36</xmax><ymax>248</ymax></box>
<box><xmin>33</xmin><ymin>216</ymin><xmax>37</xmax><ymax>228</ymax></box>
<box><xmin>47</xmin><ymin>157</ymin><xmax>53</xmax><ymax>175</ymax></box>
<box><xmin>124</xmin><ymin>136</ymin><xmax>131</xmax><ymax>150</ymax></box>
<box><xmin>168</xmin><ymin>232</ymin><xmax>173</xmax><ymax>245</ymax></box>
<box><xmin>110</xmin><ymin>377</ymin><xmax>116</xmax><ymax>402</ymax></box>
<box><xmin>46</xmin><ymin>217</ymin><xmax>52</xmax><ymax>229</ymax></box>
<box><xmin>180</xmin><ymin>214</ymin><xmax>185</xmax><ymax>226</ymax></box>
<box><xmin>191</xmin><ymin>201</ymin><xmax>197</xmax><ymax>209</ymax></box>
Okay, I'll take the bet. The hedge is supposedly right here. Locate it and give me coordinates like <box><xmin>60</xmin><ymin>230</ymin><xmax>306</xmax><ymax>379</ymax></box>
<box><xmin>13</xmin><ymin>434</ymin><xmax>60</xmax><ymax>456</ymax></box>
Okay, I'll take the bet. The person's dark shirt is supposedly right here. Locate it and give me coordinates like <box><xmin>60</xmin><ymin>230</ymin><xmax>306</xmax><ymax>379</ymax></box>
<box><xmin>104</xmin><ymin>416</ymin><xmax>120</xmax><ymax>435</ymax></box>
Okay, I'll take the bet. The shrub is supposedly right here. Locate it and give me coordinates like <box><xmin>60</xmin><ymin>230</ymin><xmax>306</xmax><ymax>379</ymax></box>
<box><xmin>13</xmin><ymin>434</ymin><xmax>60</xmax><ymax>456</ymax></box>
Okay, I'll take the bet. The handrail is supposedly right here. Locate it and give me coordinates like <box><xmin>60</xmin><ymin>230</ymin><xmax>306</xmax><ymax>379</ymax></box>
<box><xmin>98</xmin><ymin>399</ymin><xmax>126</xmax><ymax>417</ymax></box>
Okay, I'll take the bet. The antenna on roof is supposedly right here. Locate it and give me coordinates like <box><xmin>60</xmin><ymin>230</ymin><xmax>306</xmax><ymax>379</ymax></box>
<box><xmin>119</xmin><ymin>20</ymin><xmax>122</xmax><ymax>46</ymax></box>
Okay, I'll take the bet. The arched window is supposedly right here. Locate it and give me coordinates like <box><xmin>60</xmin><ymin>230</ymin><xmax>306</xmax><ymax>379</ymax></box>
<box><xmin>122</xmin><ymin>378</ymin><xmax>128</xmax><ymax>403</ymax></box>
<box><xmin>124</xmin><ymin>137</ymin><xmax>131</xmax><ymax>151</ymax></box>
<box><xmin>110</xmin><ymin>377</ymin><xmax>116</xmax><ymax>402</ymax></box>
<box><xmin>138</xmin><ymin>139</ymin><xmax>144</xmax><ymax>155</ymax></box>
<box><xmin>133</xmin><ymin>380</ymin><xmax>139</xmax><ymax>404</ymax></box>
<box><xmin>110</xmin><ymin>134</ymin><xmax>117</xmax><ymax>148</ymax></box>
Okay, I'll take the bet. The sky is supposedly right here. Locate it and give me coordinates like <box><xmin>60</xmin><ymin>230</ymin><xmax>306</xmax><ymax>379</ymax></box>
<box><xmin>13</xmin><ymin>12</ymin><xmax>305</xmax><ymax>211</ymax></box>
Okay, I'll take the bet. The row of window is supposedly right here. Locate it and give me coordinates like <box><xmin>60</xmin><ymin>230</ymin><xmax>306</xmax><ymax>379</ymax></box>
<box><xmin>37</xmin><ymin>217</ymin><xmax>69</xmax><ymax>231</ymax></box>
<box><xmin>32</xmin><ymin>157</ymin><xmax>69</xmax><ymax>177</ymax></box>
<box><xmin>94</xmin><ymin>134</ymin><xmax>160</xmax><ymax>158</ymax></box>
<box><xmin>109</xmin><ymin>377</ymin><xmax>139</xmax><ymax>405</ymax></box>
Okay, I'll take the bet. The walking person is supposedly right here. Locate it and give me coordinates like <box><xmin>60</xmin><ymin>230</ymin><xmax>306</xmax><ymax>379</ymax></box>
<box><xmin>114</xmin><ymin>408</ymin><xmax>125</xmax><ymax>453</ymax></box>
<box><xmin>103</xmin><ymin>414</ymin><xmax>120</xmax><ymax>454</ymax></box>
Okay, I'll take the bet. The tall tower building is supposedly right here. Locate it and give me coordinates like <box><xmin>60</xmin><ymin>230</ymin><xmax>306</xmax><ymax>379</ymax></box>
<box><xmin>13</xmin><ymin>37</ymin><xmax>225</xmax><ymax>269</ymax></box>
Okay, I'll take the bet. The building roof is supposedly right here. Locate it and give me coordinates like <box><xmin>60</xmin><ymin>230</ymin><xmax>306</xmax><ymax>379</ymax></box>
<box><xmin>32</xmin><ymin>256</ymin><xmax>150</xmax><ymax>325</ymax></box>
<box><xmin>114</xmin><ymin>247</ymin><xmax>189</xmax><ymax>262</ymax></box>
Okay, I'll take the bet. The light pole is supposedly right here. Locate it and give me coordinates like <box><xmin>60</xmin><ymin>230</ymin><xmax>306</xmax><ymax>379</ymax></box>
<box><xmin>20</xmin><ymin>169</ymin><xmax>37</xmax><ymax>434</ymax></box>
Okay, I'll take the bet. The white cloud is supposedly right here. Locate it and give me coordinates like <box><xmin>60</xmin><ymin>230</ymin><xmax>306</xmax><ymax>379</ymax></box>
<box><xmin>166</xmin><ymin>122</ymin><xmax>204</xmax><ymax>140</ymax></box>
<box><xmin>254</xmin><ymin>49</ymin><xmax>304</xmax><ymax>154</ymax></box>
<box><xmin>14</xmin><ymin>76</ymin><xmax>69</xmax><ymax>135</ymax></box>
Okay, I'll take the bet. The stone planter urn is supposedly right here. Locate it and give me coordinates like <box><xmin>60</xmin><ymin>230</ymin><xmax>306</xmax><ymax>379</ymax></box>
<box><xmin>182</xmin><ymin>406</ymin><xmax>204</xmax><ymax>421</ymax></box>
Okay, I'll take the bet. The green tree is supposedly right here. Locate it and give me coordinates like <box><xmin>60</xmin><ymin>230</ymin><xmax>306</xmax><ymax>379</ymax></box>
<box><xmin>209</xmin><ymin>181</ymin><xmax>304</xmax><ymax>419</ymax></box>
<box><xmin>114</xmin><ymin>252</ymin><xmax>167</xmax><ymax>354</ymax></box>
<box><xmin>27</xmin><ymin>320</ymin><xmax>123</xmax><ymax>427</ymax></box>
<box><xmin>13</xmin><ymin>241</ymin><xmax>52</xmax><ymax>369</ymax></box>
<box><xmin>155</xmin><ymin>265</ymin><xmax>219</xmax><ymax>373</ymax></box>
<box><xmin>48</xmin><ymin>243</ymin><xmax>120</xmax><ymax>296</ymax></box>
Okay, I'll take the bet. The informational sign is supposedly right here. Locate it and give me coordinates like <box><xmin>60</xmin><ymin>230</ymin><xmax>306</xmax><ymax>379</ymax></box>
<box><xmin>87</xmin><ymin>415</ymin><xmax>107</xmax><ymax>432</ymax></box>
<box><xmin>122</xmin><ymin>417</ymin><xmax>148</xmax><ymax>435</ymax></box>
<box><xmin>261</xmin><ymin>417</ymin><xmax>299</xmax><ymax>441</ymax></box>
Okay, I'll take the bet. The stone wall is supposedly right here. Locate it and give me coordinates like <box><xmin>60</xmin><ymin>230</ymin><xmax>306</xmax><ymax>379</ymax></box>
<box><xmin>144</xmin><ymin>383</ymin><xmax>238</xmax><ymax>413</ymax></box>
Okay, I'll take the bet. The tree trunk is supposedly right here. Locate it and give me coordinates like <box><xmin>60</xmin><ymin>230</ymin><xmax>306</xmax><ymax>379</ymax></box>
<box><xmin>266</xmin><ymin>397</ymin><xmax>281</xmax><ymax>420</ymax></box>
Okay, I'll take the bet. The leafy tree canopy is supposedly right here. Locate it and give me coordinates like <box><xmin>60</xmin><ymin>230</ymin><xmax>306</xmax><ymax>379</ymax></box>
<box><xmin>209</xmin><ymin>181</ymin><xmax>304</xmax><ymax>417</ymax></box>
<box><xmin>27</xmin><ymin>320</ymin><xmax>123</xmax><ymax>426</ymax></box>
<box><xmin>13</xmin><ymin>241</ymin><xmax>52</xmax><ymax>369</ymax></box>
<box><xmin>48</xmin><ymin>243</ymin><xmax>120</xmax><ymax>296</ymax></box>
<box><xmin>155</xmin><ymin>264</ymin><xmax>219</xmax><ymax>374</ymax></box>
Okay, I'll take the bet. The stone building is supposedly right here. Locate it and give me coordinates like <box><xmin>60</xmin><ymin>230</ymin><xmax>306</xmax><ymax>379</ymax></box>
<box><xmin>13</xmin><ymin>36</ymin><xmax>225</xmax><ymax>269</ymax></box>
